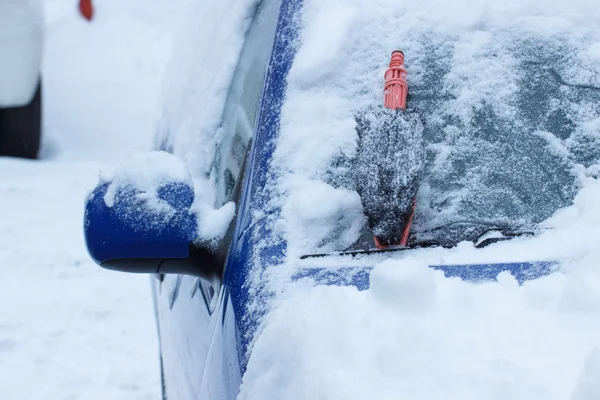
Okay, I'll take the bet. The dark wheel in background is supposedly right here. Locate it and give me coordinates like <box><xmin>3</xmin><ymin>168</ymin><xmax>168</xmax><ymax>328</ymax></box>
<box><xmin>0</xmin><ymin>82</ymin><xmax>42</xmax><ymax>159</ymax></box>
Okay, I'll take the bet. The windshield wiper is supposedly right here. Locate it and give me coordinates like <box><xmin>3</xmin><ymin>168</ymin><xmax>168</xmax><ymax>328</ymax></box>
<box><xmin>473</xmin><ymin>228</ymin><xmax>535</xmax><ymax>248</ymax></box>
<box><xmin>300</xmin><ymin>224</ymin><xmax>535</xmax><ymax>259</ymax></box>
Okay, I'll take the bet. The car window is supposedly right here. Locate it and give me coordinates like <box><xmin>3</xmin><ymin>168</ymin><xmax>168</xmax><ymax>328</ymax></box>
<box><xmin>212</xmin><ymin>0</ymin><xmax>281</xmax><ymax>208</ymax></box>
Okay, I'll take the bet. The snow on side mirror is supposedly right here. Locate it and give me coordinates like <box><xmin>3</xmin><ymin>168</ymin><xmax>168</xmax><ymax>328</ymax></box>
<box><xmin>84</xmin><ymin>152</ymin><xmax>221</xmax><ymax>280</ymax></box>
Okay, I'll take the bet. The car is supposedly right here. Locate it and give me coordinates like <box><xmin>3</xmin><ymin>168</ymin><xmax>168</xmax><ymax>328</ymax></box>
<box><xmin>84</xmin><ymin>0</ymin><xmax>600</xmax><ymax>398</ymax></box>
<box><xmin>0</xmin><ymin>0</ymin><xmax>43</xmax><ymax>159</ymax></box>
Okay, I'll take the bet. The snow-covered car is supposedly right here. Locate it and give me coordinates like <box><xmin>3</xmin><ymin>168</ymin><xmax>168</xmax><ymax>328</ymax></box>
<box><xmin>84</xmin><ymin>0</ymin><xmax>600</xmax><ymax>398</ymax></box>
<box><xmin>0</xmin><ymin>0</ymin><xmax>43</xmax><ymax>159</ymax></box>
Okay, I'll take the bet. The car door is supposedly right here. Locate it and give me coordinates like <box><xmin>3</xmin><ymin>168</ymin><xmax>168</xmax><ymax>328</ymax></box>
<box><xmin>155</xmin><ymin>0</ymin><xmax>281</xmax><ymax>398</ymax></box>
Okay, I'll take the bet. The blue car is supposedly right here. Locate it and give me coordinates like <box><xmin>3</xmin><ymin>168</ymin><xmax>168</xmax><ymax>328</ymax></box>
<box><xmin>84</xmin><ymin>0</ymin><xmax>599</xmax><ymax>398</ymax></box>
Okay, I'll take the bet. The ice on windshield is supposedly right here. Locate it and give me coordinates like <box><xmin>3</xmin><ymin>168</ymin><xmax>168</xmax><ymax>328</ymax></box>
<box><xmin>273</xmin><ymin>0</ymin><xmax>600</xmax><ymax>256</ymax></box>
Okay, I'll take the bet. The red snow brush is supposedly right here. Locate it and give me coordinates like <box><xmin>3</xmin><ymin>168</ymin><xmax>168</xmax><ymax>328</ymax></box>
<box><xmin>79</xmin><ymin>0</ymin><xmax>94</xmax><ymax>21</ymax></box>
<box><xmin>373</xmin><ymin>50</ymin><xmax>416</xmax><ymax>249</ymax></box>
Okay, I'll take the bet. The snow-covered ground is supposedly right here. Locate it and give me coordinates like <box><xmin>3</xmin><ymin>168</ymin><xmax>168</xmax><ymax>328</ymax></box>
<box><xmin>0</xmin><ymin>1</ymin><xmax>182</xmax><ymax>398</ymax></box>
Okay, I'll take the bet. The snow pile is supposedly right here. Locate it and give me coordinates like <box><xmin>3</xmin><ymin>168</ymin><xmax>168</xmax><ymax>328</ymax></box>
<box><xmin>273</xmin><ymin>0</ymin><xmax>600</xmax><ymax>256</ymax></box>
<box><xmin>572</xmin><ymin>348</ymin><xmax>600</xmax><ymax>400</ymax></box>
<box><xmin>98</xmin><ymin>150</ymin><xmax>235</xmax><ymax>244</ymax></box>
<box><xmin>193</xmin><ymin>200</ymin><xmax>236</xmax><ymax>247</ymax></box>
<box><xmin>370</xmin><ymin>258</ymin><xmax>437</xmax><ymax>314</ymax></box>
<box><xmin>283</xmin><ymin>179</ymin><xmax>365</xmax><ymax>253</ymax></box>
<box><xmin>100</xmin><ymin>151</ymin><xmax>192</xmax><ymax>211</ymax></box>
<box><xmin>241</xmin><ymin>251</ymin><xmax>600</xmax><ymax>400</ymax></box>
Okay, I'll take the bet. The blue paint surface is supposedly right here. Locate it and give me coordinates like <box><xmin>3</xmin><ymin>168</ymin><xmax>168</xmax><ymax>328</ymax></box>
<box><xmin>223</xmin><ymin>0</ymin><xmax>303</xmax><ymax>373</ymax></box>
<box><xmin>292</xmin><ymin>261</ymin><xmax>559</xmax><ymax>291</ymax></box>
<box><xmin>84</xmin><ymin>181</ymin><xmax>196</xmax><ymax>264</ymax></box>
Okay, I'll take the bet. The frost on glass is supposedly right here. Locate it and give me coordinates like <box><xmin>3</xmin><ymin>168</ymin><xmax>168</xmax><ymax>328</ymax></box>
<box><xmin>407</xmin><ymin>38</ymin><xmax>600</xmax><ymax>245</ymax></box>
<box><xmin>323</xmin><ymin>38</ymin><xmax>600</xmax><ymax>248</ymax></box>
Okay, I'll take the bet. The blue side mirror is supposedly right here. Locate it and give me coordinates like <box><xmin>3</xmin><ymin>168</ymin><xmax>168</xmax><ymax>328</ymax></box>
<box><xmin>84</xmin><ymin>173</ymin><xmax>220</xmax><ymax>279</ymax></box>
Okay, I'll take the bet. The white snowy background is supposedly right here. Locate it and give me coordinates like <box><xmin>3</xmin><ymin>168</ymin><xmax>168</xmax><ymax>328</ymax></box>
<box><xmin>0</xmin><ymin>0</ymin><xmax>183</xmax><ymax>398</ymax></box>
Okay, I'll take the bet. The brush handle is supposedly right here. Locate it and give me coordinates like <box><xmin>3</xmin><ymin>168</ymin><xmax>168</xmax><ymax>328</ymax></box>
<box><xmin>384</xmin><ymin>51</ymin><xmax>408</xmax><ymax>111</ymax></box>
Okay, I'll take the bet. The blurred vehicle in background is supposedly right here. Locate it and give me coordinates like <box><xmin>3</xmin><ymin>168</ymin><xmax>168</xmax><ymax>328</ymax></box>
<box><xmin>0</xmin><ymin>0</ymin><xmax>43</xmax><ymax>159</ymax></box>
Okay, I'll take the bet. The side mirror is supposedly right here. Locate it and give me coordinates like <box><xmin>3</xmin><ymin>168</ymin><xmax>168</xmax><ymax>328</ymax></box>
<box><xmin>84</xmin><ymin>154</ymin><xmax>221</xmax><ymax>280</ymax></box>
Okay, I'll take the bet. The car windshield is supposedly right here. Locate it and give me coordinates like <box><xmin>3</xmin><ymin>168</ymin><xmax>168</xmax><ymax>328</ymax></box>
<box><xmin>323</xmin><ymin>39</ymin><xmax>600</xmax><ymax>251</ymax></box>
<box><xmin>272</xmin><ymin>7</ymin><xmax>600</xmax><ymax>256</ymax></box>
<box><xmin>345</xmin><ymin>40</ymin><xmax>600</xmax><ymax>249</ymax></box>
<box><xmin>405</xmin><ymin>40</ymin><xmax>600</xmax><ymax>247</ymax></box>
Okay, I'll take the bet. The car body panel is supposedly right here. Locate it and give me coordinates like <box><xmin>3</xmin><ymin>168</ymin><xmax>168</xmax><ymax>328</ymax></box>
<box><xmin>291</xmin><ymin>261</ymin><xmax>559</xmax><ymax>292</ymax></box>
<box><xmin>223</xmin><ymin>0</ymin><xmax>303</xmax><ymax>371</ymax></box>
<box><xmin>156</xmin><ymin>274</ymin><xmax>218</xmax><ymax>400</ymax></box>
<box><xmin>0</xmin><ymin>0</ymin><xmax>43</xmax><ymax>107</ymax></box>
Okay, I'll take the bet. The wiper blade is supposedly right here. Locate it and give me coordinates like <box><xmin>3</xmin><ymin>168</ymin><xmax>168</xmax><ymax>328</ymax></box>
<box><xmin>474</xmin><ymin>229</ymin><xmax>535</xmax><ymax>248</ymax></box>
<box><xmin>300</xmin><ymin>227</ymin><xmax>535</xmax><ymax>260</ymax></box>
<box><xmin>300</xmin><ymin>242</ymin><xmax>440</xmax><ymax>260</ymax></box>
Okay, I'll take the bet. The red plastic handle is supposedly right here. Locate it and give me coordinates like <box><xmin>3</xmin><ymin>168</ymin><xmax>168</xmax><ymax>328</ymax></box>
<box><xmin>383</xmin><ymin>51</ymin><xmax>408</xmax><ymax>111</ymax></box>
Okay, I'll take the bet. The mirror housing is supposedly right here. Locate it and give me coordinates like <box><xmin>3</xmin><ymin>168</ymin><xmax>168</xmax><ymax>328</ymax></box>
<box><xmin>84</xmin><ymin>179</ymin><xmax>220</xmax><ymax>280</ymax></box>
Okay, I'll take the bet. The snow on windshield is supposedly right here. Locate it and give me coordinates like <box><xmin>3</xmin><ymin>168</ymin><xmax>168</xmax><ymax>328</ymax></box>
<box><xmin>272</xmin><ymin>0</ymin><xmax>600</xmax><ymax>257</ymax></box>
